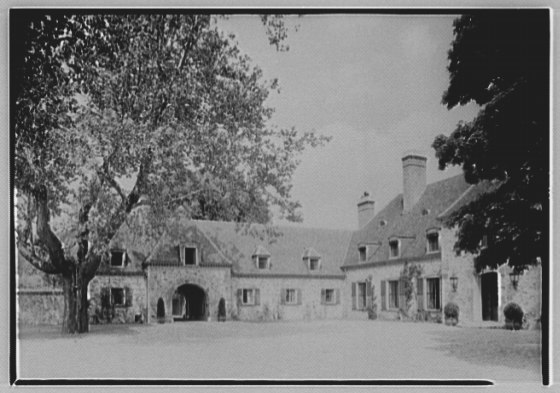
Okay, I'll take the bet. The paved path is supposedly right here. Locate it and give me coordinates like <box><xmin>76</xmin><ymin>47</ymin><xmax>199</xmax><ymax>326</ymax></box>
<box><xmin>18</xmin><ymin>320</ymin><xmax>541</xmax><ymax>382</ymax></box>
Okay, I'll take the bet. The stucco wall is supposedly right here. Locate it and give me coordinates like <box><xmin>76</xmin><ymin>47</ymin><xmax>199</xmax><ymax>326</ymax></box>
<box><xmin>17</xmin><ymin>290</ymin><xmax>64</xmax><ymax>326</ymax></box>
<box><xmin>147</xmin><ymin>266</ymin><xmax>232</xmax><ymax>322</ymax></box>
<box><xmin>232</xmin><ymin>276</ymin><xmax>345</xmax><ymax>321</ymax></box>
<box><xmin>89</xmin><ymin>274</ymin><xmax>147</xmax><ymax>323</ymax></box>
<box><xmin>344</xmin><ymin>257</ymin><xmax>443</xmax><ymax>321</ymax></box>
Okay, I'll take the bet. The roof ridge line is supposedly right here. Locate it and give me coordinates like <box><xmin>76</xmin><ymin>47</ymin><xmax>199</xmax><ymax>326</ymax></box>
<box><xmin>437</xmin><ymin>184</ymin><xmax>475</xmax><ymax>219</ymax></box>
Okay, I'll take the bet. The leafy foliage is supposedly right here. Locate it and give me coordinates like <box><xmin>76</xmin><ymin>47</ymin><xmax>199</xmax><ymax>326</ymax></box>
<box><xmin>13</xmin><ymin>12</ymin><xmax>323</xmax><ymax>332</ymax></box>
<box><xmin>432</xmin><ymin>12</ymin><xmax>549</xmax><ymax>271</ymax></box>
<box><xmin>503</xmin><ymin>302</ymin><xmax>523</xmax><ymax>325</ymax></box>
<box><xmin>444</xmin><ymin>302</ymin><xmax>459</xmax><ymax>319</ymax></box>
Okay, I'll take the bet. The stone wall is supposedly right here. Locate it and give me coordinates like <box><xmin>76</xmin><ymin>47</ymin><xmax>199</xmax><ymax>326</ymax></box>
<box><xmin>232</xmin><ymin>276</ymin><xmax>345</xmax><ymax>321</ymax></box>
<box><xmin>88</xmin><ymin>274</ymin><xmax>147</xmax><ymax>324</ymax></box>
<box><xmin>500</xmin><ymin>264</ymin><xmax>542</xmax><ymax>323</ymax></box>
<box><xmin>147</xmin><ymin>266</ymin><xmax>232</xmax><ymax>322</ymax></box>
<box><xmin>440</xmin><ymin>228</ymin><xmax>482</xmax><ymax>323</ymax></box>
<box><xmin>17</xmin><ymin>289</ymin><xmax>65</xmax><ymax>326</ymax></box>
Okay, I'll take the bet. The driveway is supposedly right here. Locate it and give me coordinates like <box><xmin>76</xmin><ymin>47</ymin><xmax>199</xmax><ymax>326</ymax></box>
<box><xmin>17</xmin><ymin>320</ymin><xmax>541</xmax><ymax>382</ymax></box>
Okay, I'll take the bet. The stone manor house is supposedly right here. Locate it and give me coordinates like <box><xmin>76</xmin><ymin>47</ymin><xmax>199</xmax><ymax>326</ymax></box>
<box><xmin>17</xmin><ymin>154</ymin><xmax>542</xmax><ymax>326</ymax></box>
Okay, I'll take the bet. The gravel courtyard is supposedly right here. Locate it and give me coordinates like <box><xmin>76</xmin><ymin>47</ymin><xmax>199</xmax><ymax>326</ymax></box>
<box><xmin>17</xmin><ymin>320</ymin><xmax>541</xmax><ymax>383</ymax></box>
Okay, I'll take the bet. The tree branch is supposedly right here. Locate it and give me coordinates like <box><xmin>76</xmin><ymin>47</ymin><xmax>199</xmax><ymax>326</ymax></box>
<box><xmin>17</xmin><ymin>244</ymin><xmax>61</xmax><ymax>275</ymax></box>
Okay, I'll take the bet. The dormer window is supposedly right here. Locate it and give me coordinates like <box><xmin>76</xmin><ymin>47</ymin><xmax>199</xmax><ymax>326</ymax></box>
<box><xmin>179</xmin><ymin>245</ymin><xmax>198</xmax><ymax>265</ymax></box>
<box><xmin>308</xmin><ymin>257</ymin><xmax>320</xmax><ymax>271</ymax></box>
<box><xmin>257</xmin><ymin>256</ymin><xmax>270</xmax><ymax>269</ymax></box>
<box><xmin>252</xmin><ymin>245</ymin><xmax>271</xmax><ymax>270</ymax></box>
<box><xmin>389</xmin><ymin>239</ymin><xmax>400</xmax><ymax>259</ymax></box>
<box><xmin>358</xmin><ymin>246</ymin><xmax>367</xmax><ymax>262</ymax></box>
<box><xmin>110</xmin><ymin>250</ymin><xmax>126</xmax><ymax>268</ymax></box>
<box><xmin>302</xmin><ymin>247</ymin><xmax>321</xmax><ymax>271</ymax></box>
<box><xmin>426</xmin><ymin>229</ymin><xmax>440</xmax><ymax>253</ymax></box>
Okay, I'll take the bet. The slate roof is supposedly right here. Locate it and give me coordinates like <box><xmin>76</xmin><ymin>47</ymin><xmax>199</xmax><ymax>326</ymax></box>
<box><xmin>342</xmin><ymin>174</ymin><xmax>473</xmax><ymax>268</ymax></box>
<box><xmin>194</xmin><ymin>220</ymin><xmax>352</xmax><ymax>276</ymax></box>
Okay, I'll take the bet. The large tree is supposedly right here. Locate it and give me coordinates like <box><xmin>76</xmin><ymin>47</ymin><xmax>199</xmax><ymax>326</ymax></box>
<box><xmin>432</xmin><ymin>11</ymin><xmax>549</xmax><ymax>272</ymax></box>
<box><xmin>14</xmin><ymin>13</ymin><xmax>326</xmax><ymax>333</ymax></box>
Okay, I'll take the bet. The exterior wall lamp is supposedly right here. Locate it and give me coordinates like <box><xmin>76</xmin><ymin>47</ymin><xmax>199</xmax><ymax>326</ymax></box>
<box><xmin>510</xmin><ymin>271</ymin><xmax>520</xmax><ymax>289</ymax></box>
<box><xmin>450</xmin><ymin>275</ymin><xmax>458</xmax><ymax>292</ymax></box>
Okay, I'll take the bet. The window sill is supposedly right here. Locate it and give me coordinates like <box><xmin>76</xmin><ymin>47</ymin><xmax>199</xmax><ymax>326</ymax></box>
<box><xmin>240</xmin><ymin>303</ymin><xmax>257</xmax><ymax>307</ymax></box>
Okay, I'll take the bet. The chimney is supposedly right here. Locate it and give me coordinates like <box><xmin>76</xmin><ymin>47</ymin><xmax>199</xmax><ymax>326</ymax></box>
<box><xmin>402</xmin><ymin>153</ymin><xmax>427</xmax><ymax>213</ymax></box>
<box><xmin>357</xmin><ymin>192</ymin><xmax>375</xmax><ymax>228</ymax></box>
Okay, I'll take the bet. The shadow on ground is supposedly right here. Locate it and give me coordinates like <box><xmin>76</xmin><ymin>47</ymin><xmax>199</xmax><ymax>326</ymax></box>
<box><xmin>426</xmin><ymin>326</ymin><xmax>541</xmax><ymax>374</ymax></box>
<box><xmin>18</xmin><ymin>323</ymin><xmax>143</xmax><ymax>340</ymax></box>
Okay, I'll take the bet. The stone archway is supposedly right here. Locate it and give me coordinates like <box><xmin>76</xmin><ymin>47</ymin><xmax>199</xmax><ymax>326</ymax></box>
<box><xmin>172</xmin><ymin>284</ymin><xmax>207</xmax><ymax>321</ymax></box>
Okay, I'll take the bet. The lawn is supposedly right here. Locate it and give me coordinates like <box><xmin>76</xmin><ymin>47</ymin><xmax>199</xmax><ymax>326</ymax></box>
<box><xmin>17</xmin><ymin>320</ymin><xmax>541</xmax><ymax>383</ymax></box>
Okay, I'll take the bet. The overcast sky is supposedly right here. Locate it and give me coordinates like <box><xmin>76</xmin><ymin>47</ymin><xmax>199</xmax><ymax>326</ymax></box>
<box><xmin>219</xmin><ymin>14</ymin><xmax>479</xmax><ymax>230</ymax></box>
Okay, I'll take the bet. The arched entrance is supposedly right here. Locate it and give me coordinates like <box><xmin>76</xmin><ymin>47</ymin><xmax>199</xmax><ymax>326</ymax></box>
<box><xmin>172</xmin><ymin>284</ymin><xmax>207</xmax><ymax>321</ymax></box>
<box><xmin>480</xmin><ymin>272</ymin><xmax>499</xmax><ymax>321</ymax></box>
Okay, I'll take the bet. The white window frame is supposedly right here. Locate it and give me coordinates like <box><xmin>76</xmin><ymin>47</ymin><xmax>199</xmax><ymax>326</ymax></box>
<box><xmin>389</xmin><ymin>239</ymin><xmax>400</xmax><ymax>259</ymax></box>
<box><xmin>285</xmin><ymin>289</ymin><xmax>297</xmax><ymax>305</ymax></box>
<box><xmin>426</xmin><ymin>230</ymin><xmax>440</xmax><ymax>253</ymax></box>
<box><xmin>425</xmin><ymin>276</ymin><xmax>441</xmax><ymax>311</ymax></box>
<box><xmin>242</xmin><ymin>288</ymin><xmax>255</xmax><ymax>305</ymax></box>
<box><xmin>324</xmin><ymin>288</ymin><xmax>335</xmax><ymax>305</ymax></box>
<box><xmin>110</xmin><ymin>250</ymin><xmax>126</xmax><ymax>268</ymax></box>
<box><xmin>110</xmin><ymin>287</ymin><xmax>126</xmax><ymax>307</ymax></box>
<box><xmin>387</xmin><ymin>280</ymin><xmax>399</xmax><ymax>310</ymax></box>
<box><xmin>308</xmin><ymin>257</ymin><xmax>321</xmax><ymax>271</ymax></box>
<box><xmin>256</xmin><ymin>256</ymin><xmax>270</xmax><ymax>270</ymax></box>
<box><xmin>180</xmin><ymin>245</ymin><xmax>198</xmax><ymax>266</ymax></box>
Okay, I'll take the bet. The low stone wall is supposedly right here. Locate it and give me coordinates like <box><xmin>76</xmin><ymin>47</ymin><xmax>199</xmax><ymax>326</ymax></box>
<box><xmin>17</xmin><ymin>289</ymin><xmax>64</xmax><ymax>326</ymax></box>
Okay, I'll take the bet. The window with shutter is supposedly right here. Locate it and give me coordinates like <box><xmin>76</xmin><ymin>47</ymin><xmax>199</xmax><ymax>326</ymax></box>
<box><xmin>335</xmin><ymin>289</ymin><xmax>340</xmax><ymax>305</ymax></box>
<box><xmin>323</xmin><ymin>289</ymin><xmax>335</xmax><ymax>305</ymax></box>
<box><xmin>417</xmin><ymin>277</ymin><xmax>424</xmax><ymax>311</ymax></box>
<box><xmin>351</xmin><ymin>282</ymin><xmax>356</xmax><ymax>310</ymax></box>
<box><xmin>366</xmin><ymin>281</ymin><xmax>372</xmax><ymax>309</ymax></box>
<box><xmin>381</xmin><ymin>280</ymin><xmax>386</xmax><ymax>311</ymax></box>
<box><xmin>254</xmin><ymin>288</ymin><xmax>260</xmax><ymax>306</ymax></box>
<box><xmin>111</xmin><ymin>287</ymin><xmax>126</xmax><ymax>306</ymax></box>
<box><xmin>426</xmin><ymin>277</ymin><xmax>441</xmax><ymax>310</ymax></box>
<box><xmin>388</xmin><ymin>280</ymin><xmax>399</xmax><ymax>309</ymax></box>
<box><xmin>125</xmin><ymin>287</ymin><xmax>133</xmax><ymax>307</ymax></box>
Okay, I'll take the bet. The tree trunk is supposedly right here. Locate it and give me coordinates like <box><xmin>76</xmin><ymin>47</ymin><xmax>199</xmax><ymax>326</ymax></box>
<box><xmin>61</xmin><ymin>270</ymin><xmax>91</xmax><ymax>334</ymax></box>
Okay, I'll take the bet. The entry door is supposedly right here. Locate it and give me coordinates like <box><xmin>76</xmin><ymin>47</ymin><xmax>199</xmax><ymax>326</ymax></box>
<box><xmin>481</xmin><ymin>272</ymin><xmax>498</xmax><ymax>321</ymax></box>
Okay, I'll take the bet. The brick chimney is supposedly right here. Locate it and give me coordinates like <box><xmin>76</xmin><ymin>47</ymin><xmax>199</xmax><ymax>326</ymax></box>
<box><xmin>402</xmin><ymin>153</ymin><xmax>427</xmax><ymax>213</ymax></box>
<box><xmin>357</xmin><ymin>192</ymin><xmax>375</xmax><ymax>228</ymax></box>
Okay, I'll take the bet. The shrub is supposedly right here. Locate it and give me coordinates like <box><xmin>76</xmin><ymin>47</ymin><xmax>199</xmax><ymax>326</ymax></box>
<box><xmin>504</xmin><ymin>302</ymin><xmax>524</xmax><ymax>329</ymax></box>
<box><xmin>444</xmin><ymin>302</ymin><xmax>459</xmax><ymax>319</ymax></box>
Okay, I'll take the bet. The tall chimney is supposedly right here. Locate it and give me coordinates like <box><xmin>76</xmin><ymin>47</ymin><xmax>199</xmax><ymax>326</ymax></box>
<box><xmin>357</xmin><ymin>192</ymin><xmax>375</xmax><ymax>228</ymax></box>
<box><xmin>402</xmin><ymin>153</ymin><xmax>427</xmax><ymax>213</ymax></box>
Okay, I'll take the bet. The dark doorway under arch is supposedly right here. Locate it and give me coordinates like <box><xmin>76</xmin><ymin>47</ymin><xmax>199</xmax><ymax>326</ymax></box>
<box><xmin>172</xmin><ymin>284</ymin><xmax>207</xmax><ymax>321</ymax></box>
<box><xmin>157</xmin><ymin>297</ymin><xmax>165</xmax><ymax>320</ymax></box>
<box><xmin>481</xmin><ymin>272</ymin><xmax>498</xmax><ymax>321</ymax></box>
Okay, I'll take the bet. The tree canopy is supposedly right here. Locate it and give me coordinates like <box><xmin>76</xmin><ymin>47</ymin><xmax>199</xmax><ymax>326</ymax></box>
<box><xmin>432</xmin><ymin>11</ymin><xmax>549</xmax><ymax>271</ymax></box>
<box><xmin>13</xmin><ymin>12</ymin><xmax>325</xmax><ymax>332</ymax></box>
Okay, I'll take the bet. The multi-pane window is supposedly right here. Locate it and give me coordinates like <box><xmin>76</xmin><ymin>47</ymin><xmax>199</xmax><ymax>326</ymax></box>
<box><xmin>426</xmin><ymin>277</ymin><xmax>441</xmax><ymax>310</ymax></box>
<box><xmin>111</xmin><ymin>288</ymin><xmax>125</xmax><ymax>306</ymax></box>
<box><xmin>309</xmin><ymin>257</ymin><xmax>320</xmax><ymax>270</ymax></box>
<box><xmin>358</xmin><ymin>246</ymin><xmax>367</xmax><ymax>262</ymax></box>
<box><xmin>285</xmin><ymin>289</ymin><xmax>297</xmax><ymax>304</ymax></box>
<box><xmin>242</xmin><ymin>289</ymin><xmax>255</xmax><ymax>305</ymax></box>
<box><xmin>325</xmin><ymin>289</ymin><xmax>335</xmax><ymax>304</ymax></box>
<box><xmin>388</xmin><ymin>280</ymin><xmax>399</xmax><ymax>309</ymax></box>
<box><xmin>357</xmin><ymin>282</ymin><xmax>367</xmax><ymax>310</ymax></box>
<box><xmin>257</xmin><ymin>256</ymin><xmax>269</xmax><ymax>269</ymax></box>
<box><xmin>427</xmin><ymin>232</ymin><xmax>440</xmax><ymax>253</ymax></box>
<box><xmin>110</xmin><ymin>251</ymin><xmax>125</xmax><ymax>267</ymax></box>
<box><xmin>389</xmin><ymin>240</ymin><xmax>400</xmax><ymax>259</ymax></box>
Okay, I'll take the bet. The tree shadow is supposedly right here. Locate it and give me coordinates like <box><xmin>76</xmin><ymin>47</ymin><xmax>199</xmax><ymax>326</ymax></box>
<box><xmin>18</xmin><ymin>323</ymin><xmax>142</xmax><ymax>340</ymax></box>
<box><xmin>425</xmin><ymin>327</ymin><xmax>541</xmax><ymax>374</ymax></box>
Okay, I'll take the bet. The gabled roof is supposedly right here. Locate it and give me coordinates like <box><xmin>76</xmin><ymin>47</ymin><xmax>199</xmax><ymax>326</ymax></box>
<box><xmin>343</xmin><ymin>174</ymin><xmax>473</xmax><ymax>267</ymax></box>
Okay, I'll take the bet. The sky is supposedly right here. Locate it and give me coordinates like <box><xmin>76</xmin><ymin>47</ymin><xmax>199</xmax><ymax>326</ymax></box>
<box><xmin>219</xmin><ymin>14</ymin><xmax>479</xmax><ymax>231</ymax></box>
